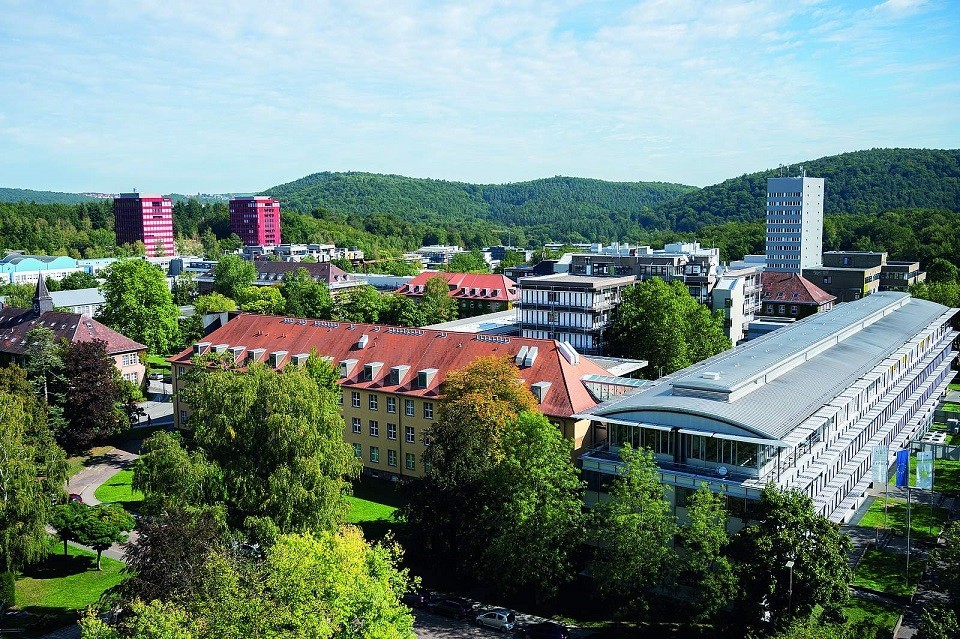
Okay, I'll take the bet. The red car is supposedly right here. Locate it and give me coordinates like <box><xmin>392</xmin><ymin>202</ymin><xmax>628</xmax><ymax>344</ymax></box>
<box><xmin>68</xmin><ymin>493</ymin><xmax>83</xmax><ymax>504</ymax></box>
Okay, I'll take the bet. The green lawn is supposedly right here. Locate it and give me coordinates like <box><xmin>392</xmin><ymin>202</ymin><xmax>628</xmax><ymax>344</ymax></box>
<box><xmin>94</xmin><ymin>470</ymin><xmax>144</xmax><ymax>511</ymax></box>
<box><xmin>843</xmin><ymin>598</ymin><xmax>903</xmax><ymax>631</ymax></box>
<box><xmin>887</xmin><ymin>456</ymin><xmax>960</xmax><ymax>496</ymax></box>
<box><xmin>852</xmin><ymin>549</ymin><xmax>923</xmax><ymax>596</ymax></box>
<box><xmin>346</xmin><ymin>495</ymin><xmax>397</xmax><ymax>524</ymax></box>
<box><xmin>859</xmin><ymin>497</ymin><xmax>949</xmax><ymax>542</ymax></box>
<box><xmin>12</xmin><ymin>540</ymin><xmax>126</xmax><ymax>632</ymax></box>
<box><xmin>66</xmin><ymin>445</ymin><xmax>116</xmax><ymax>479</ymax></box>
<box><xmin>146</xmin><ymin>354</ymin><xmax>172</xmax><ymax>373</ymax></box>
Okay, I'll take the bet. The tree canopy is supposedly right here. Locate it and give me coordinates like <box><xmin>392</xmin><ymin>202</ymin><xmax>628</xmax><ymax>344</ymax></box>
<box><xmin>97</xmin><ymin>259</ymin><xmax>181</xmax><ymax>354</ymax></box>
<box><xmin>212</xmin><ymin>254</ymin><xmax>256</xmax><ymax>302</ymax></box>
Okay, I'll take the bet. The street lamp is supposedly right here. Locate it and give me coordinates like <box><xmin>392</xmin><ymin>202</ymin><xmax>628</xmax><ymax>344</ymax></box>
<box><xmin>785</xmin><ymin>560</ymin><xmax>795</xmax><ymax>613</ymax></box>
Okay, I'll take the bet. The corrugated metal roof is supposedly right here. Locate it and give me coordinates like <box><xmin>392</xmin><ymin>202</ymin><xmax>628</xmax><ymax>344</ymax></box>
<box><xmin>579</xmin><ymin>293</ymin><xmax>954</xmax><ymax>441</ymax></box>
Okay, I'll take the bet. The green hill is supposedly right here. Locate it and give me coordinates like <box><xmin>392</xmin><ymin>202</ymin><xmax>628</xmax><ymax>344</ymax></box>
<box><xmin>263</xmin><ymin>173</ymin><xmax>697</xmax><ymax>242</ymax></box>
<box><xmin>0</xmin><ymin>188</ymin><xmax>97</xmax><ymax>205</ymax></box>
<box><xmin>655</xmin><ymin>148</ymin><xmax>960</xmax><ymax>232</ymax></box>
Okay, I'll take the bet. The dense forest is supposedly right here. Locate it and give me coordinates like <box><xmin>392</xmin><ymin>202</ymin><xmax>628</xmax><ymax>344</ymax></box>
<box><xmin>1</xmin><ymin>148</ymin><xmax>958</xmax><ymax>267</ymax></box>
<box><xmin>0</xmin><ymin>188</ymin><xmax>96</xmax><ymax>205</ymax></box>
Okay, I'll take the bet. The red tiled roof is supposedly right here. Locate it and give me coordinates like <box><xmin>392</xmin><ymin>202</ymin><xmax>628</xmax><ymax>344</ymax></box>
<box><xmin>761</xmin><ymin>271</ymin><xmax>837</xmax><ymax>306</ymax></box>
<box><xmin>170</xmin><ymin>313</ymin><xmax>607</xmax><ymax>419</ymax></box>
<box><xmin>0</xmin><ymin>308</ymin><xmax>146</xmax><ymax>356</ymax></box>
<box><xmin>396</xmin><ymin>272</ymin><xmax>519</xmax><ymax>302</ymax></box>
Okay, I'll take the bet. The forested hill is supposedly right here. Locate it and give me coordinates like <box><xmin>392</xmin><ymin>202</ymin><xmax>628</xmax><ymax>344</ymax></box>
<box><xmin>656</xmin><ymin>148</ymin><xmax>960</xmax><ymax>232</ymax></box>
<box><xmin>0</xmin><ymin>188</ymin><xmax>97</xmax><ymax>205</ymax></box>
<box><xmin>263</xmin><ymin>173</ymin><xmax>697</xmax><ymax>242</ymax></box>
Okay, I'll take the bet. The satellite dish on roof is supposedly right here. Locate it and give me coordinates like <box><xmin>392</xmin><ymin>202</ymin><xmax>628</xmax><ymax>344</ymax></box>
<box><xmin>717</xmin><ymin>466</ymin><xmax>728</xmax><ymax>477</ymax></box>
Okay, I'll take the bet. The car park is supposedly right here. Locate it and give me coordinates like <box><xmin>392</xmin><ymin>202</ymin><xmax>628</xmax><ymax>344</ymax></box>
<box><xmin>475</xmin><ymin>608</ymin><xmax>516</xmax><ymax>632</ymax></box>
<box><xmin>515</xmin><ymin>621</ymin><xmax>570</xmax><ymax>639</ymax></box>
<box><xmin>426</xmin><ymin>597</ymin><xmax>475</xmax><ymax>620</ymax></box>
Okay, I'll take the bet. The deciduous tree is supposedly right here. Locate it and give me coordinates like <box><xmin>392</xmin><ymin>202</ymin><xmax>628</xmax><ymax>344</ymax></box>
<box><xmin>419</xmin><ymin>275</ymin><xmax>457</xmax><ymax>324</ymax></box>
<box><xmin>97</xmin><ymin>259</ymin><xmax>181</xmax><ymax>354</ymax></box>
<box><xmin>76</xmin><ymin>504</ymin><xmax>135</xmax><ymax>570</ymax></box>
<box><xmin>238</xmin><ymin>285</ymin><xmax>286</xmax><ymax>315</ymax></box>
<box><xmin>280</xmin><ymin>267</ymin><xmax>332</xmax><ymax>319</ymax></box>
<box><xmin>447</xmin><ymin>250</ymin><xmax>490</xmax><ymax>273</ymax></box>
<box><xmin>727</xmin><ymin>486</ymin><xmax>851</xmax><ymax>634</ymax></box>
<box><xmin>378</xmin><ymin>293</ymin><xmax>424</xmax><ymax>327</ymax></box>
<box><xmin>678</xmin><ymin>486</ymin><xmax>737</xmax><ymax>624</ymax></box>
<box><xmin>212</xmin><ymin>254</ymin><xmax>256</xmax><ymax>302</ymax></box>
<box><xmin>51</xmin><ymin>502</ymin><xmax>88</xmax><ymax>557</ymax></box>
<box><xmin>57</xmin><ymin>340</ymin><xmax>126</xmax><ymax>452</ymax></box>
<box><xmin>331</xmin><ymin>284</ymin><xmax>382</xmax><ymax>323</ymax></box>
<box><xmin>59</xmin><ymin>270</ymin><xmax>99</xmax><ymax>291</ymax></box>
<box><xmin>590</xmin><ymin>445</ymin><xmax>677</xmax><ymax>617</ymax></box>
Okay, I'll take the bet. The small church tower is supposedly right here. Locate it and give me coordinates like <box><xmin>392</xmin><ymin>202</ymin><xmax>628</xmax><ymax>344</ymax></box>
<box><xmin>32</xmin><ymin>276</ymin><xmax>54</xmax><ymax>315</ymax></box>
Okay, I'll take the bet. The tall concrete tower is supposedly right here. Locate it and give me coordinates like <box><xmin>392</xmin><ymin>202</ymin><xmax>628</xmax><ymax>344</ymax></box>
<box><xmin>765</xmin><ymin>176</ymin><xmax>824</xmax><ymax>273</ymax></box>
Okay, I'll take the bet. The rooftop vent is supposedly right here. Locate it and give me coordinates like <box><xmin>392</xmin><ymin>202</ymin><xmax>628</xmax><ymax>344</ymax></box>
<box><xmin>340</xmin><ymin>358</ymin><xmax>359</xmax><ymax>379</ymax></box>
<box><xmin>557</xmin><ymin>341</ymin><xmax>580</xmax><ymax>365</ymax></box>
<box><xmin>363</xmin><ymin>361</ymin><xmax>383</xmax><ymax>382</ymax></box>
<box><xmin>515</xmin><ymin>345</ymin><xmax>529</xmax><ymax>366</ymax></box>
<box><xmin>523</xmin><ymin>346</ymin><xmax>539</xmax><ymax>367</ymax></box>
<box><xmin>357</xmin><ymin>334</ymin><xmax>370</xmax><ymax>349</ymax></box>
<box><xmin>292</xmin><ymin>353</ymin><xmax>310</xmax><ymax>366</ymax></box>
<box><xmin>531</xmin><ymin>381</ymin><xmax>552</xmax><ymax>404</ymax></box>
<box><xmin>701</xmin><ymin>371</ymin><xmax>721</xmax><ymax>380</ymax></box>
<box><xmin>417</xmin><ymin>368</ymin><xmax>438</xmax><ymax>389</ymax></box>
<box><xmin>389</xmin><ymin>365</ymin><xmax>410</xmax><ymax>386</ymax></box>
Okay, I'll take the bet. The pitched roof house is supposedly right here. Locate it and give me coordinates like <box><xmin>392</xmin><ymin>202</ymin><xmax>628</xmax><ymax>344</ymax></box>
<box><xmin>396</xmin><ymin>272</ymin><xmax>519</xmax><ymax>318</ymax></box>
<box><xmin>759</xmin><ymin>271</ymin><xmax>836</xmax><ymax>320</ymax></box>
<box><xmin>0</xmin><ymin>278</ymin><xmax>147</xmax><ymax>383</ymax></box>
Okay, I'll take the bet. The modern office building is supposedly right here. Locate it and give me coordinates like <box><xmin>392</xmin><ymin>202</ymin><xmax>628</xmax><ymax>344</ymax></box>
<box><xmin>170</xmin><ymin>315</ymin><xmax>626</xmax><ymax>478</ymax></box>
<box><xmin>569</xmin><ymin>242</ymin><xmax>721</xmax><ymax>304</ymax></box>
<box><xmin>0</xmin><ymin>253</ymin><xmax>86</xmax><ymax>285</ymax></box>
<box><xmin>229</xmin><ymin>196</ymin><xmax>282</xmax><ymax>246</ymax></box>
<box><xmin>578</xmin><ymin>292</ymin><xmax>957</xmax><ymax>526</ymax></box>
<box><xmin>710</xmin><ymin>265</ymin><xmax>763</xmax><ymax>344</ymax></box>
<box><xmin>765</xmin><ymin>176</ymin><xmax>825</xmax><ymax>273</ymax></box>
<box><xmin>517</xmin><ymin>274</ymin><xmax>636</xmax><ymax>355</ymax></box>
<box><xmin>114</xmin><ymin>193</ymin><xmax>175</xmax><ymax>257</ymax></box>
<box><xmin>802</xmin><ymin>251</ymin><xmax>925</xmax><ymax>304</ymax></box>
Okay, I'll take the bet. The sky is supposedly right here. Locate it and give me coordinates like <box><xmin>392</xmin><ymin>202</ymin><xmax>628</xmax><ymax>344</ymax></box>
<box><xmin>0</xmin><ymin>0</ymin><xmax>958</xmax><ymax>193</ymax></box>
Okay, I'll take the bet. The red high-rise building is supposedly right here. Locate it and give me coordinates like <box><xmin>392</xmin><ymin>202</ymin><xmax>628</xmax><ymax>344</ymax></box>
<box><xmin>229</xmin><ymin>196</ymin><xmax>281</xmax><ymax>246</ymax></box>
<box><xmin>114</xmin><ymin>193</ymin><xmax>175</xmax><ymax>257</ymax></box>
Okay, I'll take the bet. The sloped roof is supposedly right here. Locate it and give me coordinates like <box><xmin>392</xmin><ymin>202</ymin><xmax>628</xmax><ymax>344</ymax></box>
<box><xmin>396</xmin><ymin>272</ymin><xmax>519</xmax><ymax>301</ymax></box>
<box><xmin>169</xmin><ymin>313</ymin><xmax>608</xmax><ymax>419</ymax></box>
<box><xmin>761</xmin><ymin>271</ymin><xmax>836</xmax><ymax>305</ymax></box>
<box><xmin>0</xmin><ymin>308</ymin><xmax>146</xmax><ymax>356</ymax></box>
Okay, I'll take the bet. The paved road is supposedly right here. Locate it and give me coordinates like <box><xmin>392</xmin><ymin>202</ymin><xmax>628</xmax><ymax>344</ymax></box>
<box><xmin>414</xmin><ymin>611</ymin><xmax>495</xmax><ymax>639</ymax></box>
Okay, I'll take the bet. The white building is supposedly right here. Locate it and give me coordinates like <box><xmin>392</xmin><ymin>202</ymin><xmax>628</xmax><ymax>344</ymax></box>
<box><xmin>578</xmin><ymin>292</ymin><xmax>957</xmax><ymax>525</ymax></box>
<box><xmin>517</xmin><ymin>274</ymin><xmax>636</xmax><ymax>355</ymax></box>
<box><xmin>765</xmin><ymin>176</ymin><xmax>825</xmax><ymax>273</ymax></box>
<box><xmin>710</xmin><ymin>265</ymin><xmax>762</xmax><ymax>344</ymax></box>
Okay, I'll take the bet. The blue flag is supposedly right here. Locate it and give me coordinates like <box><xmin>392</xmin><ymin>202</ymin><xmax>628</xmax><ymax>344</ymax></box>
<box><xmin>896</xmin><ymin>449</ymin><xmax>910</xmax><ymax>488</ymax></box>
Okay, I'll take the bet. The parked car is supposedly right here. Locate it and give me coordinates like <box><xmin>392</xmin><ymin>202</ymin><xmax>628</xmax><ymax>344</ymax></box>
<box><xmin>476</xmin><ymin>609</ymin><xmax>516</xmax><ymax>632</ymax></box>
<box><xmin>515</xmin><ymin>622</ymin><xmax>570</xmax><ymax>639</ymax></box>
<box><xmin>427</xmin><ymin>597</ymin><xmax>475</xmax><ymax>620</ymax></box>
<box><xmin>401</xmin><ymin>588</ymin><xmax>435</xmax><ymax>609</ymax></box>
<box><xmin>68</xmin><ymin>493</ymin><xmax>83</xmax><ymax>504</ymax></box>
<box><xmin>148</xmin><ymin>372</ymin><xmax>164</xmax><ymax>381</ymax></box>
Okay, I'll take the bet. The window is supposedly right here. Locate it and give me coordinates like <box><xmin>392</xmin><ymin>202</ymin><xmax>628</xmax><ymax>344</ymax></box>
<box><xmin>368</xmin><ymin>394</ymin><xmax>378</xmax><ymax>411</ymax></box>
<box><xmin>352</xmin><ymin>443</ymin><xmax>362</xmax><ymax>458</ymax></box>
<box><xmin>387</xmin><ymin>397</ymin><xmax>396</xmax><ymax>413</ymax></box>
<box><xmin>405</xmin><ymin>399</ymin><xmax>415</xmax><ymax>416</ymax></box>
<box><xmin>778</xmin><ymin>305</ymin><xmax>786</xmax><ymax>314</ymax></box>
<box><xmin>405</xmin><ymin>453</ymin><xmax>416</xmax><ymax>470</ymax></box>
<box><xmin>387</xmin><ymin>450</ymin><xmax>397</xmax><ymax>467</ymax></box>
<box><xmin>423</xmin><ymin>402</ymin><xmax>434</xmax><ymax>419</ymax></box>
<box><xmin>790</xmin><ymin>305</ymin><xmax>798</xmax><ymax>315</ymax></box>
<box><xmin>547</xmin><ymin>292</ymin><xmax>559</xmax><ymax>302</ymax></box>
<box><xmin>387</xmin><ymin>423</ymin><xmax>397</xmax><ymax>440</ymax></box>
<box><xmin>180</xmin><ymin>410</ymin><xmax>188</xmax><ymax>423</ymax></box>
<box><xmin>352</xmin><ymin>417</ymin><xmax>361</xmax><ymax>434</ymax></box>
<box><xmin>369</xmin><ymin>420</ymin><xmax>379</xmax><ymax>437</ymax></box>
<box><xmin>370</xmin><ymin>446</ymin><xmax>379</xmax><ymax>463</ymax></box>
<box><xmin>337</xmin><ymin>392</ymin><xmax>343</xmax><ymax>406</ymax></box>
<box><xmin>351</xmin><ymin>391</ymin><xmax>360</xmax><ymax>408</ymax></box>
<box><xmin>178</xmin><ymin>366</ymin><xmax>186</xmax><ymax>376</ymax></box>
<box><xmin>121</xmin><ymin>353</ymin><xmax>139</xmax><ymax>366</ymax></box>
<box><xmin>823</xmin><ymin>276</ymin><xmax>831</xmax><ymax>284</ymax></box>
<box><xmin>405</xmin><ymin>426</ymin><xmax>415</xmax><ymax>443</ymax></box>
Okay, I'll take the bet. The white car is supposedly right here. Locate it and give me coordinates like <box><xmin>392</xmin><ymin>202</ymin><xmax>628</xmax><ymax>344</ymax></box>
<box><xmin>475</xmin><ymin>609</ymin><xmax>517</xmax><ymax>632</ymax></box>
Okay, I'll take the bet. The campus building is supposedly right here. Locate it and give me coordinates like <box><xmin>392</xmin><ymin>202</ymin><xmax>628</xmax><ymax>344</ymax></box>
<box><xmin>114</xmin><ymin>193</ymin><xmax>175</xmax><ymax>257</ymax></box>
<box><xmin>196</xmin><ymin>261</ymin><xmax>362</xmax><ymax>295</ymax></box>
<box><xmin>758</xmin><ymin>271</ymin><xmax>835</xmax><ymax>320</ymax></box>
<box><xmin>396</xmin><ymin>272</ymin><xmax>519</xmax><ymax>318</ymax></box>
<box><xmin>803</xmin><ymin>251</ymin><xmax>927</xmax><ymax>303</ymax></box>
<box><xmin>0</xmin><ymin>253</ymin><xmax>86</xmax><ymax>285</ymax></box>
<box><xmin>0</xmin><ymin>279</ymin><xmax>146</xmax><ymax>384</ymax></box>
<box><xmin>229</xmin><ymin>197</ymin><xmax>282</xmax><ymax>246</ymax></box>
<box><xmin>170</xmin><ymin>314</ymin><xmax>631</xmax><ymax>479</ymax></box>
<box><xmin>577</xmin><ymin>292</ymin><xmax>957</xmax><ymax>526</ymax></box>
<box><xmin>710</xmin><ymin>265</ymin><xmax>763</xmax><ymax>344</ymax></box>
<box><xmin>516</xmin><ymin>274</ymin><xmax>637</xmax><ymax>355</ymax></box>
<box><xmin>765</xmin><ymin>176</ymin><xmax>824</xmax><ymax>273</ymax></box>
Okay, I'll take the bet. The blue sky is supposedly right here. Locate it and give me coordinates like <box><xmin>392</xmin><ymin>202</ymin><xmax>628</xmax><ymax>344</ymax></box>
<box><xmin>1</xmin><ymin>0</ymin><xmax>957</xmax><ymax>193</ymax></box>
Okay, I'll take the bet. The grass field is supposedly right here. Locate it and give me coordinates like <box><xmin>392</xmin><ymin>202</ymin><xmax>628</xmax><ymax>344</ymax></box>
<box><xmin>852</xmin><ymin>549</ymin><xmax>923</xmax><ymax>596</ymax></box>
<box><xmin>13</xmin><ymin>540</ymin><xmax>125</xmax><ymax>631</ymax></box>
<box><xmin>66</xmin><ymin>445</ymin><xmax>115</xmax><ymax>479</ymax></box>
<box><xmin>346</xmin><ymin>495</ymin><xmax>397</xmax><ymax>524</ymax></box>
<box><xmin>843</xmin><ymin>598</ymin><xmax>903</xmax><ymax>630</ymax></box>
<box><xmin>887</xmin><ymin>456</ymin><xmax>960</xmax><ymax>496</ymax></box>
<box><xmin>859</xmin><ymin>497</ymin><xmax>949</xmax><ymax>543</ymax></box>
<box><xmin>93</xmin><ymin>470</ymin><xmax>144</xmax><ymax>511</ymax></box>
